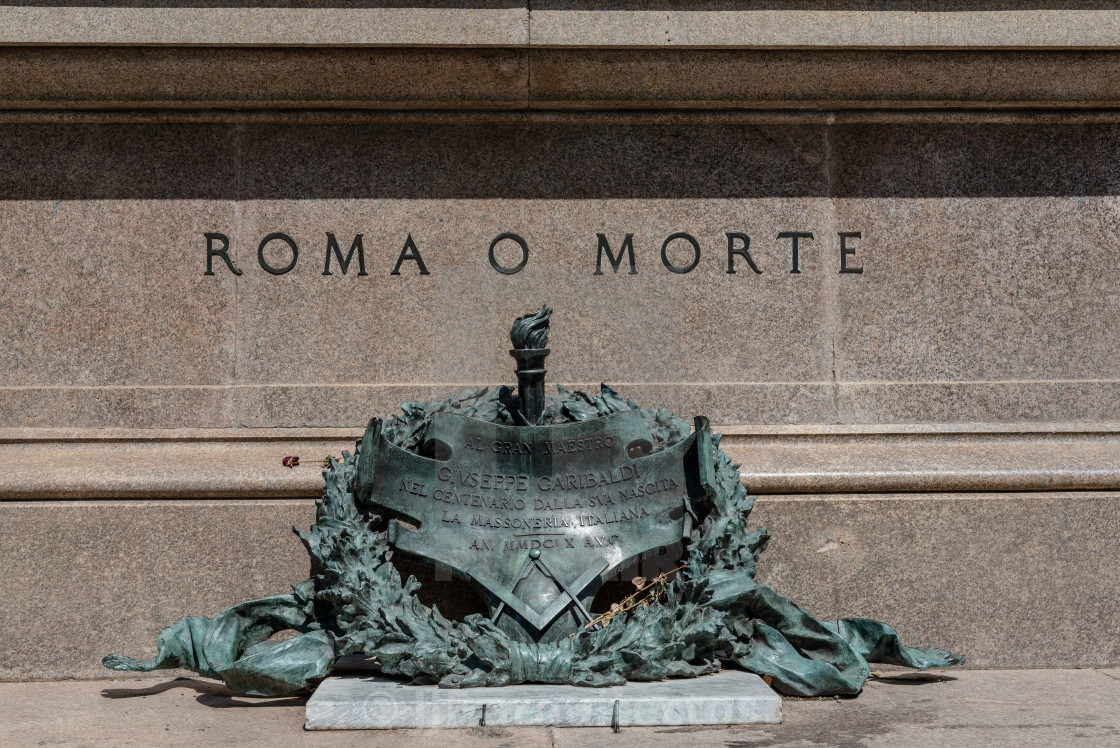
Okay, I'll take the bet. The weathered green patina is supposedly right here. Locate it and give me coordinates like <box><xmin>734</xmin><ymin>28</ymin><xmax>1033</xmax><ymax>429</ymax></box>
<box><xmin>104</xmin><ymin>307</ymin><xmax>962</xmax><ymax>697</ymax></box>
<box><xmin>358</xmin><ymin>409</ymin><xmax>698</xmax><ymax>642</ymax></box>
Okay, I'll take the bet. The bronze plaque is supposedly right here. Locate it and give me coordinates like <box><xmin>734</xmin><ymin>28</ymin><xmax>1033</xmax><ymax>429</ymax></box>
<box><xmin>357</xmin><ymin>411</ymin><xmax>703</xmax><ymax>641</ymax></box>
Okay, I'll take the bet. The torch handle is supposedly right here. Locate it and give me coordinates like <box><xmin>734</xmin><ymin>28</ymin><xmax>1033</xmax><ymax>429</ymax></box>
<box><xmin>510</xmin><ymin>348</ymin><xmax>549</xmax><ymax>426</ymax></box>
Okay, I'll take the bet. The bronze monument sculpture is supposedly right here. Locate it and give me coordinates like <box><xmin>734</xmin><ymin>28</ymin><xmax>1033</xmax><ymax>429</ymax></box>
<box><xmin>105</xmin><ymin>306</ymin><xmax>962</xmax><ymax>697</ymax></box>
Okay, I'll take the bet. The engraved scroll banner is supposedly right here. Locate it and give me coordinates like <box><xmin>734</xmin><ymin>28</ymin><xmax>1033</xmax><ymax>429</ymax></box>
<box><xmin>356</xmin><ymin>411</ymin><xmax>708</xmax><ymax>641</ymax></box>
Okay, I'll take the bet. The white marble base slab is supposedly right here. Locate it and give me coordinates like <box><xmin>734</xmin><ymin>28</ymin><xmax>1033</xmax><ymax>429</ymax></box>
<box><xmin>304</xmin><ymin>670</ymin><xmax>782</xmax><ymax>730</ymax></box>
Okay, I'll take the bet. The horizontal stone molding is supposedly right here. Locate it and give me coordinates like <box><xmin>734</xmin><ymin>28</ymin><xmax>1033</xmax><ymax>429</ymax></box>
<box><xmin>2</xmin><ymin>492</ymin><xmax>1116</xmax><ymax>680</ymax></box>
<box><xmin>529</xmin><ymin>9</ymin><xmax>1120</xmax><ymax>50</ymax></box>
<box><xmin>729</xmin><ymin>425</ymin><xmax>1120</xmax><ymax>493</ymax></box>
<box><xmin>0</xmin><ymin>7</ymin><xmax>530</xmax><ymax>47</ymax></box>
<box><xmin>0</xmin><ymin>435</ymin><xmax>349</xmax><ymax>500</ymax></box>
<box><xmin>3</xmin><ymin>7</ymin><xmax>1120</xmax><ymax>50</ymax></box>
<box><xmin>11</xmin><ymin>110</ymin><xmax>1120</xmax><ymax>126</ymax></box>
<box><xmin>5</xmin><ymin>47</ymin><xmax>1120</xmax><ymax>109</ymax></box>
<box><xmin>0</xmin><ymin>47</ymin><xmax>529</xmax><ymax>110</ymax></box>
<box><xmin>528</xmin><ymin>49</ymin><xmax>1120</xmax><ymax>110</ymax></box>
<box><xmin>3</xmin><ymin>422</ymin><xmax>1120</xmax><ymax>499</ymax></box>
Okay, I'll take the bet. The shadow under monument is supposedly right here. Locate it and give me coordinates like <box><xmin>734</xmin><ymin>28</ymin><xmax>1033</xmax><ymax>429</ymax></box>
<box><xmin>102</xmin><ymin>676</ymin><xmax>308</xmax><ymax>707</ymax></box>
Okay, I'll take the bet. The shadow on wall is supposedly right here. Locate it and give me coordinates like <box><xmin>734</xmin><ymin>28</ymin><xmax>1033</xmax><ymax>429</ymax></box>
<box><xmin>2</xmin><ymin>123</ymin><xmax>1120</xmax><ymax>200</ymax></box>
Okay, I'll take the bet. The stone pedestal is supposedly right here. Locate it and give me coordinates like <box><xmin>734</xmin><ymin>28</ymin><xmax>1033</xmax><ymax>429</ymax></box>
<box><xmin>3</xmin><ymin>2</ymin><xmax>1120</xmax><ymax>688</ymax></box>
<box><xmin>304</xmin><ymin>671</ymin><xmax>782</xmax><ymax>730</ymax></box>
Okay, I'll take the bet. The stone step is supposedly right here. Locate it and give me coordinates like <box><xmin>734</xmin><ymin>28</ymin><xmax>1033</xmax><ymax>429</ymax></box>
<box><xmin>304</xmin><ymin>672</ymin><xmax>782</xmax><ymax>729</ymax></box>
<box><xmin>4</xmin><ymin>423</ymin><xmax>1120</xmax><ymax>498</ymax></box>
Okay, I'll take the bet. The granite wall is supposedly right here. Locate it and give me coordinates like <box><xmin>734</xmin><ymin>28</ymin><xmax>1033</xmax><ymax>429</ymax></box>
<box><xmin>3</xmin><ymin>119</ymin><xmax>1119</xmax><ymax>428</ymax></box>
<box><xmin>1</xmin><ymin>4</ymin><xmax>1119</xmax><ymax>681</ymax></box>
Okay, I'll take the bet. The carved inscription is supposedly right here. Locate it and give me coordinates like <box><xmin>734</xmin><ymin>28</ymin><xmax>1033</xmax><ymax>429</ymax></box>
<box><xmin>204</xmin><ymin>231</ymin><xmax>865</xmax><ymax>276</ymax></box>
<box><xmin>421</xmin><ymin>416</ymin><xmax>675</xmax><ymax>556</ymax></box>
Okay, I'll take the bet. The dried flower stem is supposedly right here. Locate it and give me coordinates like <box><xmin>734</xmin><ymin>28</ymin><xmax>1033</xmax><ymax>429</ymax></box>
<box><xmin>573</xmin><ymin>565</ymin><xmax>687</xmax><ymax>635</ymax></box>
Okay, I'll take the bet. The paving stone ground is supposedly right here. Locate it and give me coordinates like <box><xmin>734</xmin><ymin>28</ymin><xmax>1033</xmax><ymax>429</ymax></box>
<box><xmin>3</xmin><ymin>668</ymin><xmax>1119</xmax><ymax>747</ymax></box>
